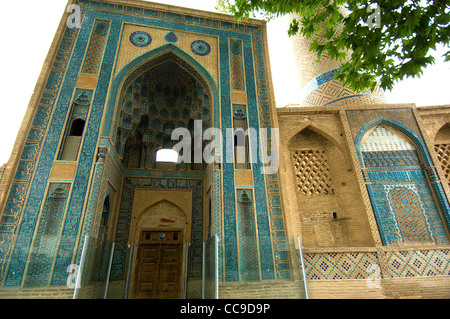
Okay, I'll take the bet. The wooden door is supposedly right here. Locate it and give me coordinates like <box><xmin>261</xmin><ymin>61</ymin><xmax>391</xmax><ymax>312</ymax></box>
<box><xmin>134</xmin><ymin>230</ymin><xmax>183</xmax><ymax>299</ymax></box>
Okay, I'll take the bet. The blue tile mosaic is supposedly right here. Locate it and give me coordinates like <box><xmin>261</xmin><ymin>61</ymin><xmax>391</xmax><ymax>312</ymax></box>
<box><xmin>24</xmin><ymin>183</ymin><xmax>71</xmax><ymax>287</ymax></box>
<box><xmin>0</xmin><ymin>0</ymin><xmax>290</xmax><ymax>287</ymax></box>
<box><xmin>353</xmin><ymin>118</ymin><xmax>450</xmax><ymax>246</ymax></box>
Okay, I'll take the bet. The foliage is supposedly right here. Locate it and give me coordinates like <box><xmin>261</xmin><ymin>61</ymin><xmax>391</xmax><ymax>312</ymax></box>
<box><xmin>216</xmin><ymin>0</ymin><xmax>450</xmax><ymax>93</ymax></box>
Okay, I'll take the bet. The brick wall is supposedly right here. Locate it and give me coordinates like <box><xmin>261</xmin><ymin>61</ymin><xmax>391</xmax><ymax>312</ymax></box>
<box><xmin>0</xmin><ymin>287</ymin><xmax>73</xmax><ymax>299</ymax></box>
<box><xmin>307</xmin><ymin>276</ymin><xmax>450</xmax><ymax>299</ymax></box>
<box><xmin>219</xmin><ymin>276</ymin><xmax>450</xmax><ymax>299</ymax></box>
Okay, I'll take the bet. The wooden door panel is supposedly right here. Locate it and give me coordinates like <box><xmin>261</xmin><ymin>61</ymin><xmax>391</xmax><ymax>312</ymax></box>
<box><xmin>157</xmin><ymin>245</ymin><xmax>181</xmax><ymax>298</ymax></box>
<box><xmin>135</xmin><ymin>246</ymin><xmax>160</xmax><ymax>298</ymax></box>
<box><xmin>135</xmin><ymin>232</ymin><xmax>182</xmax><ymax>299</ymax></box>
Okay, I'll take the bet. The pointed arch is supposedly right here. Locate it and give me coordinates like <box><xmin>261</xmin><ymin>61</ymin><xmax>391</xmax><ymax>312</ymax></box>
<box><xmin>140</xmin><ymin>199</ymin><xmax>187</xmax><ymax>219</ymax></box>
<box><xmin>355</xmin><ymin>117</ymin><xmax>450</xmax><ymax>245</ymax></box>
<box><xmin>287</xmin><ymin>121</ymin><xmax>351</xmax><ymax>169</ymax></box>
<box><xmin>102</xmin><ymin>43</ymin><xmax>218</xmax><ymax>138</ymax></box>
<box><xmin>135</xmin><ymin>199</ymin><xmax>189</xmax><ymax>242</ymax></box>
<box><xmin>287</xmin><ymin>120</ymin><xmax>341</xmax><ymax>149</ymax></box>
<box><xmin>435</xmin><ymin>122</ymin><xmax>450</xmax><ymax>144</ymax></box>
<box><xmin>355</xmin><ymin>117</ymin><xmax>433</xmax><ymax>167</ymax></box>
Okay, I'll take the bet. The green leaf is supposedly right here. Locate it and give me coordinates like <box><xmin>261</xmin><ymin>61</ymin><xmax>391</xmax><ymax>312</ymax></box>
<box><xmin>218</xmin><ymin>0</ymin><xmax>450</xmax><ymax>93</ymax></box>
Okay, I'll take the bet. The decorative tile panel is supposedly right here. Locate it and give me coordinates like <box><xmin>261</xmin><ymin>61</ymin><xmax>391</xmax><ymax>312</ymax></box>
<box><xmin>24</xmin><ymin>183</ymin><xmax>71</xmax><ymax>287</ymax></box>
<box><xmin>303</xmin><ymin>251</ymin><xmax>379</xmax><ymax>280</ymax></box>
<box><xmin>359</xmin><ymin>124</ymin><xmax>449</xmax><ymax>246</ymax></box>
<box><xmin>303</xmin><ymin>249</ymin><xmax>450</xmax><ymax>280</ymax></box>
<box><xmin>82</xmin><ymin>19</ymin><xmax>111</xmax><ymax>74</ymax></box>
<box><xmin>229</xmin><ymin>38</ymin><xmax>245</xmax><ymax>91</ymax></box>
<box><xmin>237</xmin><ymin>189</ymin><xmax>259</xmax><ymax>281</ymax></box>
<box><xmin>388</xmin><ymin>187</ymin><xmax>432</xmax><ymax>243</ymax></box>
<box><xmin>1</xmin><ymin>0</ymin><xmax>289</xmax><ymax>288</ymax></box>
<box><xmin>380</xmin><ymin>249</ymin><xmax>450</xmax><ymax>278</ymax></box>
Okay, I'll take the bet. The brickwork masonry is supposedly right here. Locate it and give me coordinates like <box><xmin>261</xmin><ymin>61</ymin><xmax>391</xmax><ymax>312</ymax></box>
<box><xmin>219</xmin><ymin>276</ymin><xmax>450</xmax><ymax>299</ymax></box>
<box><xmin>0</xmin><ymin>287</ymin><xmax>73</xmax><ymax>299</ymax></box>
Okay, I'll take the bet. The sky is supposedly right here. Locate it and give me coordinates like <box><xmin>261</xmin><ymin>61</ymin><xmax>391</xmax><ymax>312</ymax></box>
<box><xmin>0</xmin><ymin>0</ymin><xmax>448</xmax><ymax>165</ymax></box>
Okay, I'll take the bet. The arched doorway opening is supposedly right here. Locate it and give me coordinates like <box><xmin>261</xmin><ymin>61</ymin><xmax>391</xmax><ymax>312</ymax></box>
<box><xmin>108</xmin><ymin>47</ymin><xmax>218</xmax><ymax>299</ymax></box>
<box><xmin>112</xmin><ymin>51</ymin><xmax>213</xmax><ymax>171</ymax></box>
<box><xmin>133</xmin><ymin>199</ymin><xmax>188</xmax><ymax>299</ymax></box>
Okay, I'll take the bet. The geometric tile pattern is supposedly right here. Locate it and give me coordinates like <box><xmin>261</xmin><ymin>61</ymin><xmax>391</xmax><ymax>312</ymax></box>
<box><xmin>362</xmin><ymin>149</ymin><xmax>421</xmax><ymax>168</ymax></box>
<box><xmin>361</xmin><ymin>125</ymin><xmax>416</xmax><ymax>152</ymax></box>
<box><xmin>303</xmin><ymin>79</ymin><xmax>385</xmax><ymax>107</ymax></box>
<box><xmin>367</xmin><ymin>171</ymin><xmax>449</xmax><ymax>246</ymax></box>
<box><xmin>81</xmin><ymin>19</ymin><xmax>110</xmax><ymax>74</ymax></box>
<box><xmin>236</xmin><ymin>189</ymin><xmax>259</xmax><ymax>281</ymax></box>
<box><xmin>24</xmin><ymin>183</ymin><xmax>71</xmax><ymax>287</ymax></box>
<box><xmin>287</xmin><ymin>13</ymin><xmax>385</xmax><ymax>107</ymax></box>
<box><xmin>380</xmin><ymin>249</ymin><xmax>450</xmax><ymax>278</ymax></box>
<box><xmin>388</xmin><ymin>187</ymin><xmax>432</xmax><ymax>243</ymax></box>
<box><xmin>358</xmin><ymin>123</ymin><xmax>450</xmax><ymax>246</ymax></box>
<box><xmin>303</xmin><ymin>251</ymin><xmax>379</xmax><ymax>280</ymax></box>
<box><xmin>303</xmin><ymin>249</ymin><xmax>450</xmax><ymax>280</ymax></box>
<box><xmin>301</xmin><ymin>68</ymin><xmax>342</xmax><ymax>96</ymax></box>
<box><xmin>229</xmin><ymin>38</ymin><xmax>245</xmax><ymax>91</ymax></box>
<box><xmin>1</xmin><ymin>0</ymin><xmax>289</xmax><ymax>289</ymax></box>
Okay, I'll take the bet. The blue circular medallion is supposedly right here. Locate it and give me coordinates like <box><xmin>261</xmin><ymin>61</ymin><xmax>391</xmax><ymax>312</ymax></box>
<box><xmin>191</xmin><ymin>40</ymin><xmax>211</xmax><ymax>56</ymax></box>
<box><xmin>165</xmin><ymin>31</ymin><xmax>178</xmax><ymax>43</ymax></box>
<box><xmin>130</xmin><ymin>31</ymin><xmax>152</xmax><ymax>47</ymax></box>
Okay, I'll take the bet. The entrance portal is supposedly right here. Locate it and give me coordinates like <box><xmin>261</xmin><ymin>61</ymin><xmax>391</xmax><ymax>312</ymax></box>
<box><xmin>135</xmin><ymin>230</ymin><xmax>183</xmax><ymax>299</ymax></box>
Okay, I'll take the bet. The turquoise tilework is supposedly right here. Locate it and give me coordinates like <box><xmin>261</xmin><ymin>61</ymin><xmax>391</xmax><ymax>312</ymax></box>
<box><xmin>237</xmin><ymin>189</ymin><xmax>259</xmax><ymax>281</ymax></box>
<box><xmin>51</xmin><ymin>14</ymin><xmax>120</xmax><ymax>287</ymax></box>
<box><xmin>58</xmin><ymin>89</ymin><xmax>93</xmax><ymax>161</ymax></box>
<box><xmin>24</xmin><ymin>183</ymin><xmax>71</xmax><ymax>287</ymax></box>
<box><xmin>1</xmin><ymin>25</ymin><xmax>80</xmax><ymax>287</ymax></box>
<box><xmin>354</xmin><ymin>118</ymin><xmax>450</xmax><ymax>246</ymax></box>
<box><xmin>1</xmin><ymin>0</ymin><xmax>289</xmax><ymax>287</ymax></box>
<box><xmin>82</xmin><ymin>19</ymin><xmax>111</xmax><ymax>74</ymax></box>
<box><xmin>110</xmin><ymin>177</ymin><xmax>203</xmax><ymax>280</ymax></box>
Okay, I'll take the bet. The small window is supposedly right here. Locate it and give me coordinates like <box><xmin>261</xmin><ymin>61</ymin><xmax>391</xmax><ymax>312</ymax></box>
<box><xmin>156</xmin><ymin>149</ymin><xmax>178</xmax><ymax>163</ymax></box>
<box><xmin>69</xmin><ymin>119</ymin><xmax>85</xmax><ymax>136</ymax></box>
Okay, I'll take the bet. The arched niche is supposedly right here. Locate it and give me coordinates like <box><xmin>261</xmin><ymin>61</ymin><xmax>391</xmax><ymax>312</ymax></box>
<box><xmin>356</xmin><ymin>120</ymin><xmax>450</xmax><ymax>246</ymax></box>
<box><xmin>102</xmin><ymin>44</ymin><xmax>218</xmax><ymax>170</ymax></box>
<box><xmin>434</xmin><ymin>123</ymin><xmax>450</xmax><ymax>144</ymax></box>
<box><xmin>128</xmin><ymin>189</ymin><xmax>193</xmax><ymax>245</ymax></box>
<box><xmin>286</xmin><ymin>125</ymin><xmax>374</xmax><ymax>247</ymax></box>
<box><xmin>136</xmin><ymin>200</ymin><xmax>188</xmax><ymax>239</ymax></box>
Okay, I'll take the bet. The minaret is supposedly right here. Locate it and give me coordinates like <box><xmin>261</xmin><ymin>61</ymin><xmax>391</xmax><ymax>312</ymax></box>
<box><xmin>289</xmin><ymin>14</ymin><xmax>385</xmax><ymax>107</ymax></box>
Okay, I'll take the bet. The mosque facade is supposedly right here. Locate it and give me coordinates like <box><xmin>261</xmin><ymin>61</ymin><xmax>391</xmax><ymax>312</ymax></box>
<box><xmin>0</xmin><ymin>0</ymin><xmax>449</xmax><ymax>299</ymax></box>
